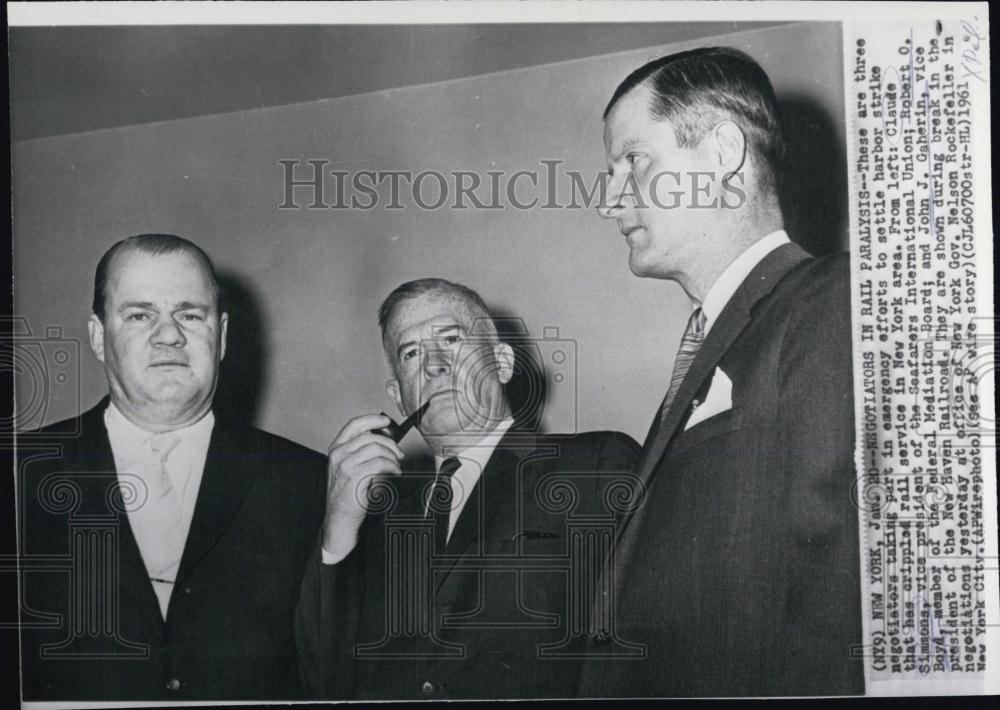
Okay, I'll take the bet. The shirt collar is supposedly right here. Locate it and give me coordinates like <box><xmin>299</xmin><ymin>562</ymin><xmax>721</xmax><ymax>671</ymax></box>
<box><xmin>699</xmin><ymin>229</ymin><xmax>790</xmax><ymax>333</ymax></box>
<box><xmin>104</xmin><ymin>400</ymin><xmax>215</xmax><ymax>459</ymax></box>
<box><xmin>434</xmin><ymin>418</ymin><xmax>515</xmax><ymax>473</ymax></box>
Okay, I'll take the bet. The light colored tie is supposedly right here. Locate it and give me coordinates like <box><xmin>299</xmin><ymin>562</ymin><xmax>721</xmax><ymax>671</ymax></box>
<box><xmin>144</xmin><ymin>432</ymin><xmax>183</xmax><ymax>618</ymax></box>
<box><xmin>659</xmin><ymin>307</ymin><xmax>707</xmax><ymax>424</ymax></box>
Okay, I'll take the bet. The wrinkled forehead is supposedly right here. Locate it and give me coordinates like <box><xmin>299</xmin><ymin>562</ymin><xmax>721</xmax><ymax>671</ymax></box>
<box><xmin>383</xmin><ymin>291</ymin><xmax>492</xmax><ymax>347</ymax></box>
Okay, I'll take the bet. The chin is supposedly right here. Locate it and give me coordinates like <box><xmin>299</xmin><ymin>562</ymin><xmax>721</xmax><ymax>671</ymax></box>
<box><xmin>150</xmin><ymin>381</ymin><xmax>199</xmax><ymax>398</ymax></box>
<box><xmin>628</xmin><ymin>257</ymin><xmax>658</xmax><ymax>279</ymax></box>
<box><xmin>145</xmin><ymin>388</ymin><xmax>204</xmax><ymax>413</ymax></box>
<box><xmin>629</xmin><ymin>251</ymin><xmax>677</xmax><ymax>281</ymax></box>
<box><xmin>419</xmin><ymin>409</ymin><xmax>464</xmax><ymax>439</ymax></box>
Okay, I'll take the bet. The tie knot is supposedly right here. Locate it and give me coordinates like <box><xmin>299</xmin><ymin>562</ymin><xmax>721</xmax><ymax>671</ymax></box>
<box><xmin>439</xmin><ymin>457</ymin><xmax>462</xmax><ymax>478</ymax></box>
<box><xmin>149</xmin><ymin>432</ymin><xmax>180</xmax><ymax>462</ymax></box>
<box><xmin>687</xmin><ymin>307</ymin><xmax>706</xmax><ymax>338</ymax></box>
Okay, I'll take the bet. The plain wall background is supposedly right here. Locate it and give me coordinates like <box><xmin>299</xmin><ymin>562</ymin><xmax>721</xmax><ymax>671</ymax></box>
<box><xmin>13</xmin><ymin>21</ymin><xmax>845</xmax><ymax>452</ymax></box>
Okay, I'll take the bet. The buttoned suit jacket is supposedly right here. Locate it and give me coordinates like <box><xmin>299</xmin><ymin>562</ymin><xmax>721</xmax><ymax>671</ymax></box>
<box><xmin>579</xmin><ymin>243</ymin><xmax>864</xmax><ymax>697</ymax></box>
<box><xmin>19</xmin><ymin>397</ymin><xmax>327</xmax><ymax>701</ymax></box>
<box><xmin>296</xmin><ymin>429</ymin><xmax>640</xmax><ymax>700</ymax></box>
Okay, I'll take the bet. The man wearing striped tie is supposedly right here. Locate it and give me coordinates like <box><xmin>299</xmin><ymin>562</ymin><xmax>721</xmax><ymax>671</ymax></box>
<box><xmin>296</xmin><ymin>278</ymin><xmax>640</xmax><ymax>700</ymax></box>
<box><xmin>581</xmin><ymin>47</ymin><xmax>863</xmax><ymax>697</ymax></box>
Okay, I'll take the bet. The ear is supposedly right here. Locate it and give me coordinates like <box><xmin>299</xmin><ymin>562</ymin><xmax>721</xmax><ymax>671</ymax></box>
<box><xmin>87</xmin><ymin>314</ymin><xmax>106</xmax><ymax>363</ymax></box>
<box><xmin>218</xmin><ymin>312</ymin><xmax>229</xmax><ymax>361</ymax></box>
<box><xmin>711</xmin><ymin>121</ymin><xmax>747</xmax><ymax>180</ymax></box>
<box><xmin>493</xmin><ymin>342</ymin><xmax>514</xmax><ymax>385</ymax></box>
<box><xmin>385</xmin><ymin>378</ymin><xmax>404</xmax><ymax>414</ymax></box>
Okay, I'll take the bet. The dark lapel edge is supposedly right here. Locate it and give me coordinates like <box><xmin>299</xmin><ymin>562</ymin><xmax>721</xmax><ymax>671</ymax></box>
<box><xmin>433</xmin><ymin>432</ymin><xmax>541</xmax><ymax>594</ymax></box>
<box><xmin>176</xmin><ymin>423</ymin><xmax>257</xmax><ymax>583</ymax></box>
<box><xmin>595</xmin><ymin>244</ymin><xmax>813</xmax><ymax>634</ymax></box>
<box><xmin>81</xmin><ymin>398</ymin><xmax>166</xmax><ymax>633</ymax></box>
<box><xmin>634</xmin><ymin>242</ymin><xmax>812</xmax><ymax>490</ymax></box>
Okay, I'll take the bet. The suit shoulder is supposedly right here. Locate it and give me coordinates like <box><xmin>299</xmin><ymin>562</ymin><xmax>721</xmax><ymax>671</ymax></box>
<box><xmin>33</xmin><ymin>414</ymin><xmax>85</xmax><ymax>436</ymax></box>
<box><xmin>762</xmin><ymin>251</ymin><xmax>850</xmax><ymax>334</ymax></box>
<box><xmin>241</xmin><ymin>426</ymin><xmax>326</xmax><ymax>461</ymax></box>
<box><xmin>218</xmin><ymin>424</ymin><xmax>327</xmax><ymax>480</ymax></box>
<box><xmin>786</xmin><ymin>251</ymin><xmax>850</xmax><ymax>299</ymax></box>
<box><xmin>772</xmin><ymin>253</ymin><xmax>853</xmax><ymax>378</ymax></box>
<box><xmin>30</xmin><ymin>399</ymin><xmax>107</xmax><ymax>436</ymax></box>
<box><xmin>23</xmin><ymin>404</ymin><xmax>105</xmax><ymax>450</ymax></box>
<box><xmin>538</xmin><ymin>430</ymin><xmax>641</xmax><ymax>465</ymax></box>
<box><xmin>217</xmin><ymin>426</ymin><xmax>327</xmax><ymax>507</ymax></box>
<box><xmin>527</xmin><ymin>431</ymin><xmax>641</xmax><ymax>514</ymax></box>
<box><xmin>568</xmin><ymin>430</ymin><xmax>640</xmax><ymax>452</ymax></box>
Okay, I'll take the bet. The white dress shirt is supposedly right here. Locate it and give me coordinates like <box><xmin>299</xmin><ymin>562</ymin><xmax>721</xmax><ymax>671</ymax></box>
<box><xmin>431</xmin><ymin>417</ymin><xmax>515</xmax><ymax>540</ymax></box>
<box><xmin>104</xmin><ymin>402</ymin><xmax>214</xmax><ymax>617</ymax></box>
<box><xmin>322</xmin><ymin>417</ymin><xmax>515</xmax><ymax>565</ymax></box>
<box><xmin>699</xmin><ymin>229</ymin><xmax>790</xmax><ymax>334</ymax></box>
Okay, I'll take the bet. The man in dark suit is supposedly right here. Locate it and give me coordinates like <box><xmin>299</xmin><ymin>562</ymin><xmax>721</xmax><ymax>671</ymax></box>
<box><xmin>580</xmin><ymin>47</ymin><xmax>863</xmax><ymax>696</ymax></box>
<box><xmin>18</xmin><ymin>234</ymin><xmax>326</xmax><ymax>700</ymax></box>
<box><xmin>296</xmin><ymin>278</ymin><xmax>640</xmax><ymax>699</ymax></box>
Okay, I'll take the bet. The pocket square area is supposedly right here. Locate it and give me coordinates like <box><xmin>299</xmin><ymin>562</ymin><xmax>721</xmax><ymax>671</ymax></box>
<box><xmin>685</xmin><ymin>366</ymin><xmax>733</xmax><ymax>430</ymax></box>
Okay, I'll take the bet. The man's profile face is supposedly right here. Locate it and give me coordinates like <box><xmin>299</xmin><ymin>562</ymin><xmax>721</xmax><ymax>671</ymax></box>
<box><xmin>88</xmin><ymin>248</ymin><xmax>228</xmax><ymax>430</ymax></box>
<box><xmin>602</xmin><ymin>83</ymin><xmax>717</xmax><ymax>280</ymax></box>
<box><xmin>384</xmin><ymin>291</ymin><xmax>512</xmax><ymax>441</ymax></box>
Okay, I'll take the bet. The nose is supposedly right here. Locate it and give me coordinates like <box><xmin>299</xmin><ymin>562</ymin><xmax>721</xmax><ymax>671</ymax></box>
<box><xmin>423</xmin><ymin>346</ymin><xmax>452</xmax><ymax>378</ymax></box>
<box><xmin>598</xmin><ymin>172</ymin><xmax>627</xmax><ymax>220</ymax></box>
<box><xmin>150</xmin><ymin>316</ymin><xmax>186</xmax><ymax>347</ymax></box>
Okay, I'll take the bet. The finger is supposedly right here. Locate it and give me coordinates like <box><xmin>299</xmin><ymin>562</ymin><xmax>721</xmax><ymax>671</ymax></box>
<box><xmin>328</xmin><ymin>457</ymin><xmax>398</xmax><ymax>496</ymax></box>
<box><xmin>339</xmin><ymin>445</ymin><xmax>403</xmax><ymax>475</ymax></box>
<box><xmin>329</xmin><ymin>430</ymin><xmax>405</xmax><ymax>462</ymax></box>
<box><xmin>329</xmin><ymin>466</ymin><xmax>400</xmax><ymax>516</ymax></box>
<box><xmin>329</xmin><ymin>414</ymin><xmax>393</xmax><ymax>449</ymax></box>
<box><xmin>329</xmin><ymin>438</ymin><xmax>403</xmax><ymax>480</ymax></box>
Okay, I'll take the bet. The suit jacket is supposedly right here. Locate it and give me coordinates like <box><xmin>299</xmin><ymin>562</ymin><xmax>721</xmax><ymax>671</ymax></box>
<box><xmin>580</xmin><ymin>244</ymin><xmax>864</xmax><ymax>697</ymax></box>
<box><xmin>18</xmin><ymin>397</ymin><xmax>327</xmax><ymax>701</ymax></box>
<box><xmin>296</xmin><ymin>430</ymin><xmax>640</xmax><ymax>700</ymax></box>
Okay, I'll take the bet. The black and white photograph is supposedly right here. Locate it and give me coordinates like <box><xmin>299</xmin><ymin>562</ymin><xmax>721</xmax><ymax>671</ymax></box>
<box><xmin>7</xmin><ymin>1</ymin><xmax>996</xmax><ymax>704</ymax></box>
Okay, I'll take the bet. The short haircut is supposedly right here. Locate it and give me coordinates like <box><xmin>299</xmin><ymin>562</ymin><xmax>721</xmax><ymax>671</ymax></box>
<box><xmin>604</xmin><ymin>46</ymin><xmax>785</xmax><ymax>194</ymax></box>
<box><xmin>378</xmin><ymin>278</ymin><xmax>498</xmax><ymax>345</ymax></box>
<box><xmin>92</xmin><ymin>233</ymin><xmax>221</xmax><ymax>321</ymax></box>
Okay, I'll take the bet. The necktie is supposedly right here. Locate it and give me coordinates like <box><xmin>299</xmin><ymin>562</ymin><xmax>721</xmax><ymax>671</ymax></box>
<box><xmin>659</xmin><ymin>307</ymin><xmax>707</xmax><ymax>424</ymax></box>
<box><xmin>428</xmin><ymin>457</ymin><xmax>462</xmax><ymax>553</ymax></box>
<box><xmin>144</xmin><ymin>432</ymin><xmax>183</xmax><ymax>618</ymax></box>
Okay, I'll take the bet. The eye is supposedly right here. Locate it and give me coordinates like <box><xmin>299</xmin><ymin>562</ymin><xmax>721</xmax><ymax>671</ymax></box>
<box><xmin>443</xmin><ymin>333</ymin><xmax>462</xmax><ymax>346</ymax></box>
<box><xmin>125</xmin><ymin>312</ymin><xmax>150</xmax><ymax>322</ymax></box>
<box><xmin>626</xmin><ymin>152</ymin><xmax>642</xmax><ymax>167</ymax></box>
<box><xmin>401</xmin><ymin>347</ymin><xmax>419</xmax><ymax>363</ymax></box>
<box><xmin>178</xmin><ymin>312</ymin><xmax>205</xmax><ymax>322</ymax></box>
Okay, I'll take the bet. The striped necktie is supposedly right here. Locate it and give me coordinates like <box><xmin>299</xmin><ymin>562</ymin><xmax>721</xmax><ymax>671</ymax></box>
<box><xmin>428</xmin><ymin>457</ymin><xmax>462</xmax><ymax>553</ymax></box>
<box><xmin>659</xmin><ymin>307</ymin><xmax>707</xmax><ymax>424</ymax></box>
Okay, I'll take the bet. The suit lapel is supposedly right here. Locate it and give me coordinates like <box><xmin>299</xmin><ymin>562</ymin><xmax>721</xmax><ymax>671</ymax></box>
<box><xmin>79</xmin><ymin>399</ymin><xmax>165</xmax><ymax>633</ymax></box>
<box><xmin>434</xmin><ymin>435</ymin><xmax>535</xmax><ymax>595</ymax></box>
<box><xmin>633</xmin><ymin>296</ymin><xmax>752</xmax><ymax>482</ymax></box>
<box><xmin>592</xmin><ymin>244</ymin><xmax>813</xmax><ymax>638</ymax></box>
<box><xmin>176</xmin><ymin>423</ymin><xmax>257</xmax><ymax>584</ymax></box>
<box><xmin>633</xmin><ymin>244</ymin><xmax>812</xmax><ymax>502</ymax></box>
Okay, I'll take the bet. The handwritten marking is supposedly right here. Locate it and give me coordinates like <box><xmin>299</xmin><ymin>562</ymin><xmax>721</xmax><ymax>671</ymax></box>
<box><xmin>960</xmin><ymin>17</ymin><xmax>987</xmax><ymax>83</ymax></box>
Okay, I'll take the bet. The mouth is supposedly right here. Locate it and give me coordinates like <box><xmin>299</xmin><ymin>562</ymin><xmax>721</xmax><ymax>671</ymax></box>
<box><xmin>620</xmin><ymin>225</ymin><xmax>641</xmax><ymax>240</ymax></box>
<box><xmin>421</xmin><ymin>389</ymin><xmax>458</xmax><ymax>408</ymax></box>
<box><xmin>149</xmin><ymin>361</ymin><xmax>189</xmax><ymax>368</ymax></box>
